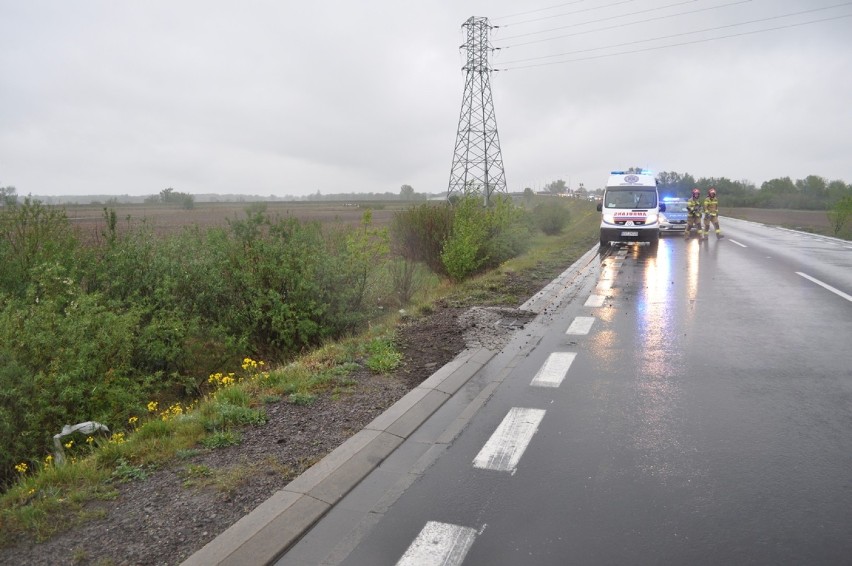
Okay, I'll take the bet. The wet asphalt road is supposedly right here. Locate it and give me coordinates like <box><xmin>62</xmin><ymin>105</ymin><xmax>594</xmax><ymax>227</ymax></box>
<box><xmin>280</xmin><ymin>218</ymin><xmax>852</xmax><ymax>566</ymax></box>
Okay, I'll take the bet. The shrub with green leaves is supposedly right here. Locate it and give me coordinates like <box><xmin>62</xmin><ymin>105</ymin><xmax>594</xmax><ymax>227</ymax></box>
<box><xmin>0</xmin><ymin>199</ymin><xmax>78</xmax><ymax>298</ymax></box>
<box><xmin>827</xmin><ymin>195</ymin><xmax>852</xmax><ymax>236</ymax></box>
<box><xmin>0</xmin><ymin>201</ymin><xmax>396</xmax><ymax>486</ymax></box>
<box><xmin>533</xmin><ymin>201</ymin><xmax>571</xmax><ymax>235</ymax></box>
<box><xmin>441</xmin><ymin>195</ymin><xmax>532</xmax><ymax>281</ymax></box>
<box><xmin>480</xmin><ymin>195</ymin><xmax>532</xmax><ymax>267</ymax></box>
<box><xmin>441</xmin><ymin>196</ymin><xmax>489</xmax><ymax>281</ymax></box>
<box><xmin>0</xmin><ymin>279</ymin><xmax>143</xmax><ymax>484</ymax></box>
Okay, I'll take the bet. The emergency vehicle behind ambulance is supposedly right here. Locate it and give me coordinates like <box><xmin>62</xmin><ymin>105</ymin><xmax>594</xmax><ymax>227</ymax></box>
<box><xmin>596</xmin><ymin>170</ymin><xmax>665</xmax><ymax>247</ymax></box>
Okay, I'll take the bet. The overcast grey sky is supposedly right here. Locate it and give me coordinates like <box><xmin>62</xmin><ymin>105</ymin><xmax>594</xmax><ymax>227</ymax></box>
<box><xmin>1</xmin><ymin>0</ymin><xmax>850</xmax><ymax>197</ymax></box>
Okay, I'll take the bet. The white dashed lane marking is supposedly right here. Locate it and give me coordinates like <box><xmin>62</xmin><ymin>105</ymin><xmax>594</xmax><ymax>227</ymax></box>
<box><xmin>400</xmin><ymin>254</ymin><xmax>608</xmax><ymax>563</ymax></box>
<box><xmin>530</xmin><ymin>352</ymin><xmax>577</xmax><ymax>388</ymax></box>
<box><xmin>473</xmin><ymin>407</ymin><xmax>546</xmax><ymax>474</ymax></box>
<box><xmin>566</xmin><ymin>316</ymin><xmax>595</xmax><ymax>335</ymax></box>
<box><xmin>396</xmin><ymin>521</ymin><xmax>478</xmax><ymax>566</ymax></box>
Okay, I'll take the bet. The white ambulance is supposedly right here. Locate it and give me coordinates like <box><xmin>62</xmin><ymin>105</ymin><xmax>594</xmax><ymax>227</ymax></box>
<box><xmin>596</xmin><ymin>170</ymin><xmax>665</xmax><ymax>247</ymax></box>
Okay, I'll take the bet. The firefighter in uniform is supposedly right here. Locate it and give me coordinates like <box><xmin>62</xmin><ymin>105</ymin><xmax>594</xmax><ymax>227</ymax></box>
<box><xmin>703</xmin><ymin>187</ymin><xmax>723</xmax><ymax>238</ymax></box>
<box><xmin>685</xmin><ymin>188</ymin><xmax>703</xmax><ymax>238</ymax></box>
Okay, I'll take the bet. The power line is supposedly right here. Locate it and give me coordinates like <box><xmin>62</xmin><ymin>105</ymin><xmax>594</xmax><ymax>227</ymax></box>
<box><xmin>494</xmin><ymin>0</ymin><xmax>585</xmax><ymax>21</ymax></box>
<box><xmin>499</xmin><ymin>3</ymin><xmax>852</xmax><ymax>65</ymax></box>
<box><xmin>498</xmin><ymin>13</ymin><xmax>852</xmax><ymax>70</ymax></box>
<box><xmin>494</xmin><ymin>0</ymin><xmax>750</xmax><ymax>46</ymax></box>
<box><xmin>495</xmin><ymin>0</ymin><xmax>641</xmax><ymax>27</ymax></box>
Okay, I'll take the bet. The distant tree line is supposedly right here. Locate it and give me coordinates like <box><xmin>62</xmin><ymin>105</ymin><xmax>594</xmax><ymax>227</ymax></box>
<box><xmin>145</xmin><ymin>187</ymin><xmax>195</xmax><ymax>209</ymax></box>
<box><xmin>655</xmin><ymin>172</ymin><xmax>852</xmax><ymax>210</ymax></box>
<box><xmin>527</xmin><ymin>171</ymin><xmax>852</xmax><ymax>210</ymax></box>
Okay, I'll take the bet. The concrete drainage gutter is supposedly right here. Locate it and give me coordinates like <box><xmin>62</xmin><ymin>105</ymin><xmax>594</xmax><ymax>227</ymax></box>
<box><xmin>181</xmin><ymin>348</ymin><xmax>497</xmax><ymax>566</ymax></box>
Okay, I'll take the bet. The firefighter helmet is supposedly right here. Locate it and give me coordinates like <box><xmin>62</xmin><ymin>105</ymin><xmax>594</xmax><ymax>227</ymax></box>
<box><xmin>692</xmin><ymin>188</ymin><xmax>700</xmax><ymax>198</ymax></box>
<box><xmin>708</xmin><ymin>188</ymin><xmax>717</xmax><ymax>197</ymax></box>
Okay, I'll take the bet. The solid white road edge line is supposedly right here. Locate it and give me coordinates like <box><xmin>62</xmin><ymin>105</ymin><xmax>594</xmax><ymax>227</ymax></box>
<box><xmin>396</xmin><ymin>521</ymin><xmax>478</xmax><ymax>566</ymax></box>
<box><xmin>531</xmin><ymin>352</ymin><xmax>577</xmax><ymax>388</ymax></box>
<box><xmin>473</xmin><ymin>407</ymin><xmax>546</xmax><ymax>474</ymax></box>
<box><xmin>795</xmin><ymin>272</ymin><xmax>852</xmax><ymax>302</ymax></box>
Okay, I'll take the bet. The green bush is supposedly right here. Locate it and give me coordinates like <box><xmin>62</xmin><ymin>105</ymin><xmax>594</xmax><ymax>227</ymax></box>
<box><xmin>827</xmin><ymin>195</ymin><xmax>852</xmax><ymax>236</ymax></box>
<box><xmin>1</xmin><ymin>202</ymin><xmax>395</xmax><ymax>485</ymax></box>
<box><xmin>441</xmin><ymin>196</ymin><xmax>532</xmax><ymax>281</ymax></box>
<box><xmin>0</xmin><ymin>195</ymin><xmax>537</xmax><ymax>486</ymax></box>
<box><xmin>441</xmin><ymin>196</ymin><xmax>489</xmax><ymax>281</ymax></box>
<box><xmin>533</xmin><ymin>201</ymin><xmax>571</xmax><ymax>235</ymax></box>
<box><xmin>480</xmin><ymin>195</ymin><xmax>532</xmax><ymax>268</ymax></box>
<box><xmin>0</xmin><ymin>279</ymin><xmax>143</xmax><ymax>486</ymax></box>
<box><xmin>0</xmin><ymin>199</ymin><xmax>78</xmax><ymax>298</ymax></box>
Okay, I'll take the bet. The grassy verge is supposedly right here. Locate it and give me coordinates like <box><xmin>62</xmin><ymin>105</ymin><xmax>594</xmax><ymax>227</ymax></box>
<box><xmin>0</xmin><ymin>198</ymin><xmax>600</xmax><ymax>546</ymax></box>
<box><xmin>724</xmin><ymin>207</ymin><xmax>851</xmax><ymax>239</ymax></box>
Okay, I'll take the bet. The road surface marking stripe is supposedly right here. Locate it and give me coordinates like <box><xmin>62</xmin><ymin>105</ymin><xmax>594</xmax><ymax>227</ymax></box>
<box><xmin>396</xmin><ymin>521</ymin><xmax>477</xmax><ymax>566</ymax></box>
<box><xmin>531</xmin><ymin>352</ymin><xmax>577</xmax><ymax>388</ymax></box>
<box><xmin>473</xmin><ymin>407</ymin><xmax>546</xmax><ymax>473</ymax></box>
<box><xmin>796</xmin><ymin>272</ymin><xmax>852</xmax><ymax>302</ymax></box>
<box><xmin>585</xmin><ymin>294</ymin><xmax>605</xmax><ymax>307</ymax></box>
<box><xmin>566</xmin><ymin>316</ymin><xmax>595</xmax><ymax>335</ymax></box>
<box><xmin>729</xmin><ymin>239</ymin><xmax>747</xmax><ymax>247</ymax></box>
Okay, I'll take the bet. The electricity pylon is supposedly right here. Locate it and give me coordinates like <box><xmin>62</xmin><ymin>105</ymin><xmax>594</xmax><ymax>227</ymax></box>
<box><xmin>447</xmin><ymin>16</ymin><xmax>507</xmax><ymax>206</ymax></box>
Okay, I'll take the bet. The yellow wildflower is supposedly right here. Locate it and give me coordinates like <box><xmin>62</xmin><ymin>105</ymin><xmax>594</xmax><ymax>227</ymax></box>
<box><xmin>15</xmin><ymin>462</ymin><xmax>28</xmax><ymax>474</ymax></box>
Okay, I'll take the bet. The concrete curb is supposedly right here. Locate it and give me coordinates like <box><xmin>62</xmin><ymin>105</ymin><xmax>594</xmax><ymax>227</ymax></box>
<box><xmin>520</xmin><ymin>243</ymin><xmax>600</xmax><ymax>313</ymax></box>
<box><xmin>181</xmin><ymin>347</ymin><xmax>497</xmax><ymax>566</ymax></box>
